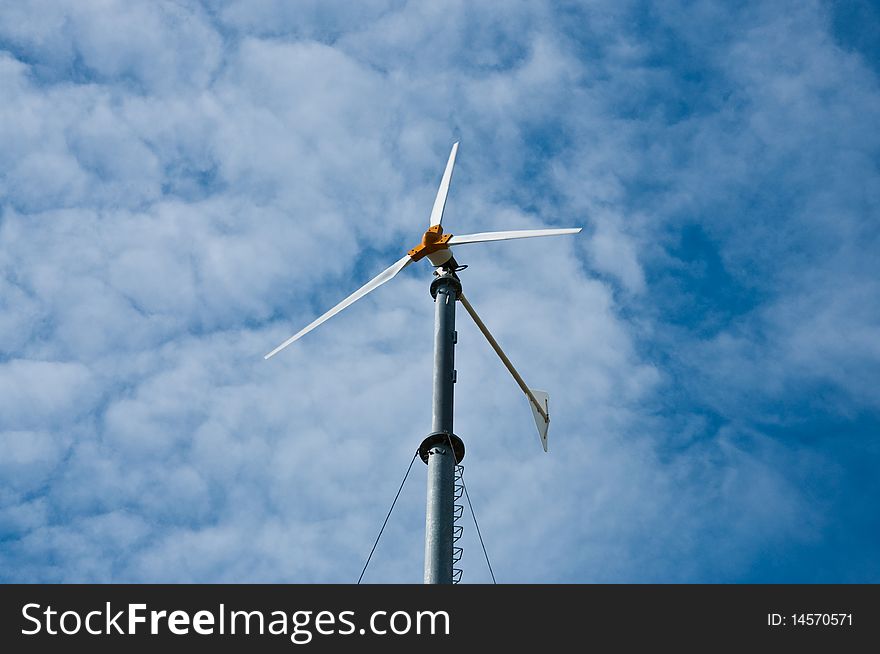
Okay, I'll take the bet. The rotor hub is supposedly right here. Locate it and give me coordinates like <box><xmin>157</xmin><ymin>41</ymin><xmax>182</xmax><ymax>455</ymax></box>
<box><xmin>408</xmin><ymin>225</ymin><xmax>453</xmax><ymax>264</ymax></box>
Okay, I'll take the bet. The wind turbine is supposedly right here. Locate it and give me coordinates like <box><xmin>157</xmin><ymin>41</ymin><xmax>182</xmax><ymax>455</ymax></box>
<box><xmin>265</xmin><ymin>142</ymin><xmax>580</xmax><ymax>583</ymax></box>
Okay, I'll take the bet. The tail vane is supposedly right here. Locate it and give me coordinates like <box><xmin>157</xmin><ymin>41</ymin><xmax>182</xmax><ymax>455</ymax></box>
<box><xmin>528</xmin><ymin>390</ymin><xmax>550</xmax><ymax>452</ymax></box>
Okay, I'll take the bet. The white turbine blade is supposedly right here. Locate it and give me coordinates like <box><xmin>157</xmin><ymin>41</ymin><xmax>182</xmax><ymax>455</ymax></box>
<box><xmin>264</xmin><ymin>254</ymin><xmax>413</xmax><ymax>359</ymax></box>
<box><xmin>458</xmin><ymin>293</ymin><xmax>551</xmax><ymax>451</ymax></box>
<box><xmin>448</xmin><ymin>227</ymin><xmax>581</xmax><ymax>246</ymax></box>
<box><xmin>428</xmin><ymin>141</ymin><xmax>459</xmax><ymax>227</ymax></box>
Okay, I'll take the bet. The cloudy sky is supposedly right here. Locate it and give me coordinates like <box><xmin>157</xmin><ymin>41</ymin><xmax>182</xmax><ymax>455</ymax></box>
<box><xmin>1</xmin><ymin>0</ymin><xmax>878</xmax><ymax>583</ymax></box>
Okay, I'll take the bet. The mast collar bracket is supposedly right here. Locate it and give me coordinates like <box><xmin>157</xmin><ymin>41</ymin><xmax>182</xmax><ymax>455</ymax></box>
<box><xmin>430</xmin><ymin>273</ymin><xmax>462</xmax><ymax>300</ymax></box>
<box><xmin>419</xmin><ymin>431</ymin><xmax>465</xmax><ymax>464</ymax></box>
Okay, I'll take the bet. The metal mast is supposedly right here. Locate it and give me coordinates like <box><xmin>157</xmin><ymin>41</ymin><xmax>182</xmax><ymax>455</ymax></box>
<box><xmin>419</xmin><ymin>267</ymin><xmax>465</xmax><ymax>584</ymax></box>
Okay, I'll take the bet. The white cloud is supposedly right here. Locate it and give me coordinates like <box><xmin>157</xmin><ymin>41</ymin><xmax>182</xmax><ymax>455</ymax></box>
<box><xmin>0</xmin><ymin>0</ymin><xmax>221</xmax><ymax>91</ymax></box>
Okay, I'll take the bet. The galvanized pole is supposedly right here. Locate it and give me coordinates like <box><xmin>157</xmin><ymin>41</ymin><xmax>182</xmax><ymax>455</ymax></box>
<box><xmin>420</xmin><ymin>270</ymin><xmax>464</xmax><ymax>584</ymax></box>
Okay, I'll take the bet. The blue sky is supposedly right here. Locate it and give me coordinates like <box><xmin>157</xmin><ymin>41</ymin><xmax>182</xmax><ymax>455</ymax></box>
<box><xmin>0</xmin><ymin>0</ymin><xmax>878</xmax><ymax>583</ymax></box>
